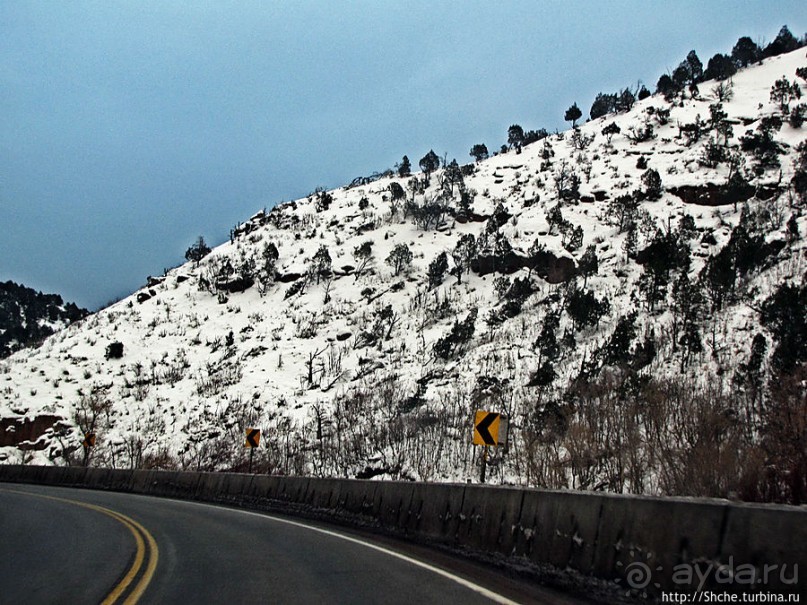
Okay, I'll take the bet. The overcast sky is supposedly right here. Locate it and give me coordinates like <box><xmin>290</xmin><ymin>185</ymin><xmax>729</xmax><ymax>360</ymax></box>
<box><xmin>1</xmin><ymin>1</ymin><xmax>804</xmax><ymax>310</ymax></box>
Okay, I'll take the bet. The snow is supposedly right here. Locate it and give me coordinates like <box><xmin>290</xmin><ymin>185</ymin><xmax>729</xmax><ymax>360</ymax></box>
<box><xmin>1</xmin><ymin>48</ymin><xmax>806</xmax><ymax>486</ymax></box>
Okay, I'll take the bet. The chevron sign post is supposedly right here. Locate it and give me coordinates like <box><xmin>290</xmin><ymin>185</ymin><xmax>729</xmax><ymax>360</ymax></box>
<box><xmin>473</xmin><ymin>411</ymin><xmax>508</xmax><ymax>483</ymax></box>
<box><xmin>245</xmin><ymin>428</ymin><xmax>261</xmax><ymax>473</ymax></box>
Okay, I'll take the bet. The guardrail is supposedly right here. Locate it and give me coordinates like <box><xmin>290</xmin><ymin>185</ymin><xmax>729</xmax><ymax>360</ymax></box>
<box><xmin>1</xmin><ymin>464</ymin><xmax>803</xmax><ymax>598</ymax></box>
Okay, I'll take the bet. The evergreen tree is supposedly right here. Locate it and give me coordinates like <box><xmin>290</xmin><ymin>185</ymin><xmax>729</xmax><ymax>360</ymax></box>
<box><xmin>398</xmin><ymin>155</ymin><xmax>411</xmax><ymax>178</ymax></box>
<box><xmin>564</xmin><ymin>102</ymin><xmax>583</xmax><ymax>127</ymax></box>
<box><xmin>761</xmin><ymin>283</ymin><xmax>807</xmax><ymax>372</ymax></box>
<box><xmin>709</xmin><ymin>103</ymin><xmax>733</xmax><ymax>147</ymax></box>
<box><xmin>616</xmin><ymin>88</ymin><xmax>636</xmax><ymax>113</ymax></box>
<box><xmin>792</xmin><ymin>142</ymin><xmax>807</xmax><ymax>202</ymax></box>
<box><xmin>623</xmin><ymin>223</ymin><xmax>638</xmax><ymax>259</ymax></box>
<box><xmin>534</xmin><ymin>312</ymin><xmax>561</xmax><ymax>365</ymax></box>
<box><xmin>578</xmin><ymin>245</ymin><xmax>599</xmax><ymax>287</ymax></box>
<box><xmin>732</xmin><ymin>36</ymin><xmax>761</xmax><ymax>67</ymax></box>
<box><xmin>526</xmin><ymin>238</ymin><xmax>546</xmax><ymax>279</ymax></box>
<box><xmin>686</xmin><ymin>50</ymin><xmax>704</xmax><ymax>84</ymax></box>
<box><xmin>607</xmin><ymin>193</ymin><xmax>640</xmax><ymax>233</ymax></box>
<box><xmin>603</xmin><ymin>312</ymin><xmax>638</xmax><ymax>367</ymax></box>
<box><xmin>352</xmin><ymin>240</ymin><xmax>373</xmax><ymax>278</ymax></box>
<box><xmin>426</xmin><ymin>251</ymin><xmax>448</xmax><ymax>289</ymax></box>
<box><xmin>258</xmin><ymin>241</ymin><xmax>279</xmax><ymax>288</ymax></box>
<box><xmin>740</xmin><ymin>116</ymin><xmax>784</xmax><ymax>173</ymax></box>
<box><xmin>563</xmin><ymin>224</ymin><xmax>584</xmax><ymax>252</ymax></box>
<box><xmin>524</xmin><ymin>128</ymin><xmax>549</xmax><ymax>145</ymax></box>
<box><xmin>507</xmin><ymin>124</ymin><xmax>525</xmax><ymax>150</ymax></box>
<box><xmin>641</xmin><ymin>168</ymin><xmax>663</xmax><ymax>200</ymax></box>
<box><xmin>470</xmin><ymin>143</ymin><xmax>489</xmax><ymax>162</ymax></box>
<box><xmin>567</xmin><ymin>288</ymin><xmax>609</xmax><ymax>331</ymax></box>
<box><xmin>763</xmin><ymin>25</ymin><xmax>799</xmax><ymax>58</ymax></box>
<box><xmin>452</xmin><ymin>234</ymin><xmax>477</xmax><ymax>284</ymax></box>
<box><xmin>701</xmin><ymin>248</ymin><xmax>735</xmax><ymax>311</ymax></box>
<box><xmin>185</xmin><ymin>236</ymin><xmax>211</xmax><ymax>266</ymax></box>
<box><xmin>527</xmin><ymin>360</ymin><xmax>556</xmax><ymax>388</ymax></box>
<box><xmin>601</xmin><ymin>122</ymin><xmax>621</xmax><ymax>144</ymax></box>
<box><xmin>418</xmin><ymin>150</ymin><xmax>440</xmax><ymax>178</ymax></box>
<box><xmin>433</xmin><ymin>308</ymin><xmax>477</xmax><ymax>359</ymax></box>
<box><xmin>315</xmin><ymin>188</ymin><xmax>332</xmax><ymax>212</ymax></box>
<box><xmin>704</xmin><ymin>53</ymin><xmax>737</xmax><ymax>81</ymax></box>
<box><xmin>546</xmin><ymin>203</ymin><xmax>565</xmax><ymax>235</ymax></box>
<box><xmin>389</xmin><ymin>182</ymin><xmax>406</xmax><ymax>201</ymax></box>
<box><xmin>386</xmin><ymin>243</ymin><xmax>413</xmax><ymax>276</ymax></box>
<box><xmin>671</xmin><ymin>270</ymin><xmax>704</xmax><ymax>368</ymax></box>
<box><xmin>672</xmin><ymin>63</ymin><xmax>691</xmax><ymax>89</ymax></box>
<box><xmin>458</xmin><ymin>187</ymin><xmax>476</xmax><ymax>218</ymax></box>
<box><xmin>790</xmin><ymin>104</ymin><xmax>806</xmax><ymax>128</ymax></box>
<box><xmin>590</xmin><ymin>92</ymin><xmax>617</xmax><ymax>120</ymax></box>
<box><xmin>309</xmin><ymin>245</ymin><xmax>332</xmax><ymax>284</ymax></box>
<box><xmin>770</xmin><ymin>77</ymin><xmax>801</xmax><ymax>113</ymax></box>
<box><xmin>656</xmin><ymin>74</ymin><xmax>679</xmax><ymax>100</ymax></box>
<box><xmin>734</xmin><ymin>333</ymin><xmax>767</xmax><ymax>398</ymax></box>
<box><xmin>441</xmin><ymin>159</ymin><xmax>464</xmax><ymax>196</ymax></box>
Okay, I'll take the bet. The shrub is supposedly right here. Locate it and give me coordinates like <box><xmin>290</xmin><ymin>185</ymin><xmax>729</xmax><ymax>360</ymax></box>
<box><xmin>601</xmin><ymin>122</ymin><xmax>620</xmax><ymax>143</ymax></box>
<box><xmin>641</xmin><ymin>168</ymin><xmax>663</xmax><ymax>200</ymax></box>
<box><xmin>315</xmin><ymin>189</ymin><xmax>332</xmax><ymax>212</ymax></box>
<box><xmin>426</xmin><ymin>252</ymin><xmax>448</xmax><ymax>289</ymax></box>
<box><xmin>770</xmin><ymin>77</ymin><xmax>801</xmax><ymax>113</ymax></box>
<box><xmin>567</xmin><ymin>288</ymin><xmax>609</xmax><ymax>331</ymax></box>
<box><xmin>389</xmin><ymin>182</ymin><xmax>405</xmax><ymax>201</ymax></box>
<box><xmin>433</xmin><ymin>308</ymin><xmax>477</xmax><ymax>359</ymax></box>
<box><xmin>185</xmin><ymin>236</ymin><xmax>211</xmax><ymax>265</ymax></box>
<box><xmin>789</xmin><ymin>104</ymin><xmax>805</xmax><ymax>128</ymax></box>
<box><xmin>105</xmin><ymin>342</ymin><xmax>124</xmax><ymax>359</ymax></box>
<box><xmin>386</xmin><ymin>243</ymin><xmax>413</xmax><ymax>276</ymax></box>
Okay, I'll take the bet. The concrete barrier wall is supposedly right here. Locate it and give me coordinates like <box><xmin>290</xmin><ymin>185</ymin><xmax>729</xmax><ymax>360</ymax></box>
<box><xmin>1</xmin><ymin>465</ymin><xmax>803</xmax><ymax>597</ymax></box>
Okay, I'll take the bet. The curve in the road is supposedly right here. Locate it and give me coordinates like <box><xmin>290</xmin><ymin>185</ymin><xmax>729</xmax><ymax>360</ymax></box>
<box><xmin>1</xmin><ymin>484</ymin><xmax>587</xmax><ymax>604</ymax></box>
<box><xmin>168</xmin><ymin>497</ymin><xmax>520</xmax><ymax>605</ymax></box>
<box><xmin>2</xmin><ymin>488</ymin><xmax>159</xmax><ymax>604</ymax></box>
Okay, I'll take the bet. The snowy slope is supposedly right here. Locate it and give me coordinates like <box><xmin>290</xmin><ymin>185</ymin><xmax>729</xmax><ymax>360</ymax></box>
<box><xmin>1</xmin><ymin>48</ymin><xmax>805</xmax><ymax>493</ymax></box>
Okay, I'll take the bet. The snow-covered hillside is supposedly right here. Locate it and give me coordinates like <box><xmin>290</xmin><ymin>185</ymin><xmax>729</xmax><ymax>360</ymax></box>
<box><xmin>2</xmin><ymin>48</ymin><xmax>806</xmax><ymax>500</ymax></box>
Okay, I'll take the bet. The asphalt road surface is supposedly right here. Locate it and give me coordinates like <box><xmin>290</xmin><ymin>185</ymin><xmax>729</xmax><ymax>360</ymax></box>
<box><xmin>0</xmin><ymin>483</ymin><xmax>591</xmax><ymax>604</ymax></box>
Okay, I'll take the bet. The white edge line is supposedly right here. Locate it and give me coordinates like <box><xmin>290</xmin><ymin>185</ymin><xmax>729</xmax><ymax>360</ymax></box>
<box><xmin>162</xmin><ymin>496</ymin><xmax>522</xmax><ymax>605</ymax></box>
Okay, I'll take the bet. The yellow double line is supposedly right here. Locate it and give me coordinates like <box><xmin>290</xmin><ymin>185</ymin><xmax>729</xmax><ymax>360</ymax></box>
<box><xmin>94</xmin><ymin>502</ymin><xmax>159</xmax><ymax>605</ymax></box>
<box><xmin>4</xmin><ymin>489</ymin><xmax>159</xmax><ymax>604</ymax></box>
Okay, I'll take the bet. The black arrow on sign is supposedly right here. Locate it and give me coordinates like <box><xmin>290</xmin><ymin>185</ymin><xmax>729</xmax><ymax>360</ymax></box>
<box><xmin>476</xmin><ymin>413</ymin><xmax>499</xmax><ymax>446</ymax></box>
<box><xmin>246</xmin><ymin>429</ymin><xmax>260</xmax><ymax>448</ymax></box>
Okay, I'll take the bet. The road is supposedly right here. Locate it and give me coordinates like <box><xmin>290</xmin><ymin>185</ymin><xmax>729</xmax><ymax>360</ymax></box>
<box><xmin>0</xmin><ymin>483</ymin><xmax>590</xmax><ymax>604</ymax></box>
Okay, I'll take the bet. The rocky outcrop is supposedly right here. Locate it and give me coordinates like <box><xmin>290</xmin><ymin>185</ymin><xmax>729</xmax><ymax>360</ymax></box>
<box><xmin>0</xmin><ymin>415</ymin><xmax>66</xmax><ymax>449</ymax></box>
<box><xmin>669</xmin><ymin>183</ymin><xmax>779</xmax><ymax>206</ymax></box>
<box><xmin>472</xmin><ymin>250</ymin><xmax>576</xmax><ymax>283</ymax></box>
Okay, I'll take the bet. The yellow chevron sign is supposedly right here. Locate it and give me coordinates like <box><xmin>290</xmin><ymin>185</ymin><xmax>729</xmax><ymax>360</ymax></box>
<box><xmin>245</xmin><ymin>428</ymin><xmax>261</xmax><ymax>448</ymax></box>
<box><xmin>473</xmin><ymin>411</ymin><xmax>501</xmax><ymax>446</ymax></box>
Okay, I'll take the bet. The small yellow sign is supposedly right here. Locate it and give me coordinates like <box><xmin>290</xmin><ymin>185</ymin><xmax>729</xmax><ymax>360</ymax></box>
<box><xmin>245</xmin><ymin>428</ymin><xmax>261</xmax><ymax>448</ymax></box>
<box><xmin>82</xmin><ymin>432</ymin><xmax>96</xmax><ymax>448</ymax></box>
<box><xmin>473</xmin><ymin>411</ymin><xmax>500</xmax><ymax>446</ymax></box>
